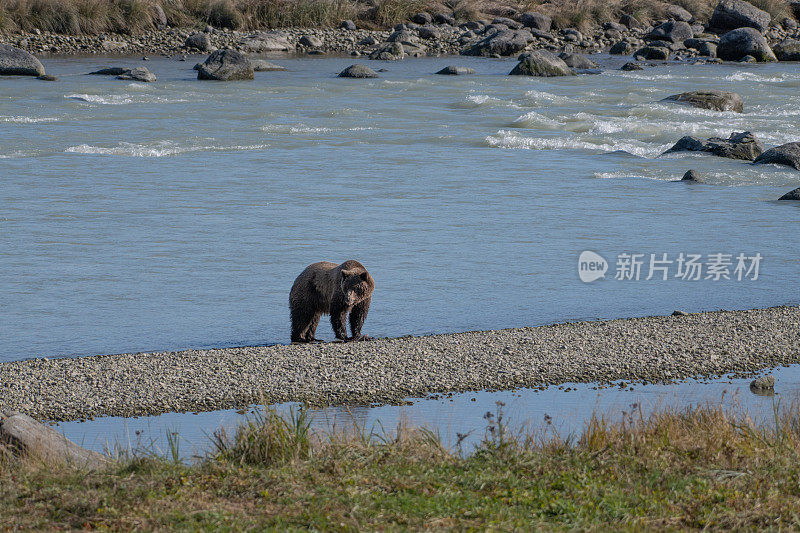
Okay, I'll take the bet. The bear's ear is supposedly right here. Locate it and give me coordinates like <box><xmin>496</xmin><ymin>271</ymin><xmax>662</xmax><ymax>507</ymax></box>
<box><xmin>341</xmin><ymin>269</ymin><xmax>356</xmax><ymax>278</ymax></box>
<box><xmin>360</xmin><ymin>272</ymin><xmax>370</xmax><ymax>281</ymax></box>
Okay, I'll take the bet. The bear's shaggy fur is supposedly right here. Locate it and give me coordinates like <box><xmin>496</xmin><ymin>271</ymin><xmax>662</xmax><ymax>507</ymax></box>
<box><xmin>289</xmin><ymin>260</ymin><xmax>375</xmax><ymax>343</ymax></box>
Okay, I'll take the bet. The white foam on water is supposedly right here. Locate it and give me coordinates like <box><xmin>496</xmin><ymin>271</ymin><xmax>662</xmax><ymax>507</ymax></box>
<box><xmin>510</xmin><ymin>111</ymin><xmax>562</xmax><ymax>129</ymax></box>
<box><xmin>522</xmin><ymin>90</ymin><xmax>573</xmax><ymax>106</ymax></box>
<box><xmin>455</xmin><ymin>94</ymin><xmax>521</xmax><ymax>109</ymax></box>
<box><xmin>262</xmin><ymin>124</ymin><xmax>373</xmax><ymax>134</ymax></box>
<box><xmin>485</xmin><ymin>129</ymin><xmax>668</xmax><ymax>157</ymax></box>
<box><xmin>724</xmin><ymin>71</ymin><xmax>794</xmax><ymax>83</ymax></box>
<box><xmin>66</xmin><ymin>93</ymin><xmax>190</xmax><ymax>105</ymax></box>
<box><xmin>0</xmin><ymin>116</ymin><xmax>59</xmax><ymax>124</ymax></box>
<box><xmin>65</xmin><ymin>141</ymin><xmax>269</xmax><ymax>157</ymax></box>
<box><xmin>592</xmin><ymin>171</ymin><xmax>666</xmax><ymax>181</ymax></box>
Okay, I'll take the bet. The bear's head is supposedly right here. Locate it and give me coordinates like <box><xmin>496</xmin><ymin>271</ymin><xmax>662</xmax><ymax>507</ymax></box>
<box><xmin>340</xmin><ymin>267</ymin><xmax>374</xmax><ymax>307</ymax></box>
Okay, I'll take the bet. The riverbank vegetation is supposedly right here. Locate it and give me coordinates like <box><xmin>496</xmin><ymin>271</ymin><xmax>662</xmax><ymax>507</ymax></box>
<box><xmin>2</xmin><ymin>400</ymin><xmax>800</xmax><ymax>529</ymax></box>
<box><xmin>0</xmin><ymin>0</ymin><xmax>793</xmax><ymax>35</ymax></box>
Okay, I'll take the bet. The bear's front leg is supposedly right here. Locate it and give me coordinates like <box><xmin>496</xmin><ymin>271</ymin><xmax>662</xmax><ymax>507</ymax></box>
<box><xmin>348</xmin><ymin>297</ymin><xmax>373</xmax><ymax>341</ymax></box>
<box><xmin>330</xmin><ymin>295</ymin><xmax>350</xmax><ymax>341</ymax></box>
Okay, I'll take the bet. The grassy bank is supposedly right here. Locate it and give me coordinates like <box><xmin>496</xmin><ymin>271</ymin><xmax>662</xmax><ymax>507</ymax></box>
<box><xmin>3</xmin><ymin>401</ymin><xmax>800</xmax><ymax>530</ymax></box>
<box><xmin>0</xmin><ymin>0</ymin><xmax>793</xmax><ymax>35</ymax></box>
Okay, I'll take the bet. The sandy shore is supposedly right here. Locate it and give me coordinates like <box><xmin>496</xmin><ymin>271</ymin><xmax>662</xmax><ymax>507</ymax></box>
<box><xmin>0</xmin><ymin>306</ymin><xmax>798</xmax><ymax>422</ymax></box>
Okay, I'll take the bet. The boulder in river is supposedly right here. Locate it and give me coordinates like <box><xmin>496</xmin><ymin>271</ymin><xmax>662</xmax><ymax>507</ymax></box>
<box><xmin>117</xmin><ymin>67</ymin><xmax>156</xmax><ymax>82</ymax></box>
<box><xmin>709</xmin><ymin>0</ymin><xmax>771</xmax><ymax>34</ymax></box>
<box><xmin>778</xmin><ymin>187</ymin><xmax>800</xmax><ymax>200</ymax></box>
<box><xmin>773</xmin><ymin>39</ymin><xmax>800</xmax><ymax>61</ymax></box>
<box><xmin>662</xmin><ymin>90</ymin><xmax>744</xmax><ymax>112</ymax></box>
<box><xmin>664</xmin><ymin>131</ymin><xmax>763</xmax><ymax>161</ymax></box>
<box><xmin>0</xmin><ymin>411</ymin><xmax>108</xmax><ymax>470</ymax></box>
<box><xmin>461</xmin><ymin>29</ymin><xmax>532</xmax><ymax>57</ymax></box>
<box><xmin>621</xmin><ymin>61</ymin><xmax>644</xmax><ymax>71</ymax></box>
<box><xmin>435</xmin><ymin>65</ymin><xmax>476</xmax><ymax>75</ymax></box>
<box><xmin>89</xmin><ymin>67</ymin><xmax>129</xmax><ymax>75</ymax></box>
<box><xmin>681</xmin><ymin>169</ymin><xmax>703</xmax><ymax>182</ymax></box>
<box><xmin>634</xmin><ymin>46</ymin><xmax>670</xmax><ymax>60</ymax></box>
<box><xmin>753</xmin><ymin>142</ymin><xmax>800</xmax><ymax>170</ymax></box>
<box><xmin>558</xmin><ymin>52</ymin><xmax>598</xmax><ymax>69</ymax></box>
<box><xmin>0</xmin><ymin>44</ymin><xmax>45</xmax><ymax>77</ymax></box>
<box><xmin>338</xmin><ymin>64</ymin><xmax>379</xmax><ymax>78</ymax></box>
<box><xmin>509</xmin><ymin>50</ymin><xmax>574</xmax><ymax>76</ymax></box>
<box><xmin>749</xmin><ymin>375</ymin><xmax>775</xmax><ymax>389</ymax></box>
<box><xmin>717</xmin><ymin>28</ymin><xmax>776</xmax><ymax>62</ymax></box>
<box><xmin>197</xmin><ymin>49</ymin><xmax>254</xmax><ymax>81</ymax></box>
<box><xmin>646</xmin><ymin>21</ymin><xmax>693</xmax><ymax>43</ymax></box>
<box><xmin>249</xmin><ymin>59</ymin><xmax>286</xmax><ymax>72</ymax></box>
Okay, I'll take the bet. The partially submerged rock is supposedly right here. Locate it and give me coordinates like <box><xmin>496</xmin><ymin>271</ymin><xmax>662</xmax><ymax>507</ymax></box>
<box><xmin>717</xmin><ymin>28</ymin><xmax>776</xmax><ymax>62</ymax></box>
<box><xmin>778</xmin><ymin>187</ymin><xmax>800</xmax><ymax>200</ymax></box>
<box><xmin>0</xmin><ymin>412</ymin><xmax>108</xmax><ymax>470</ymax></box>
<box><xmin>558</xmin><ymin>52</ymin><xmax>598</xmax><ymax>69</ymax></box>
<box><xmin>634</xmin><ymin>46</ymin><xmax>670</xmax><ymax>60</ymax></box>
<box><xmin>664</xmin><ymin>131</ymin><xmax>763</xmax><ymax>161</ymax></box>
<box><xmin>117</xmin><ymin>66</ymin><xmax>156</xmax><ymax>82</ymax></box>
<box><xmin>338</xmin><ymin>64</ymin><xmax>379</xmax><ymax>78</ymax></box>
<box><xmin>681</xmin><ymin>170</ymin><xmax>703</xmax><ymax>182</ymax></box>
<box><xmin>89</xmin><ymin>67</ymin><xmax>129</xmax><ymax>75</ymax></box>
<box><xmin>509</xmin><ymin>50</ymin><xmax>574</xmax><ymax>76</ymax></box>
<box><xmin>750</xmin><ymin>375</ymin><xmax>775</xmax><ymax>390</ymax></box>
<box><xmin>249</xmin><ymin>59</ymin><xmax>286</xmax><ymax>72</ymax></box>
<box><xmin>621</xmin><ymin>61</ymin><xmax>644</xmax><ymax>71</ymax></box>
<box><xmin>197</xmin><ymin>49</ymin><xmax>254</xmax><ymax>81</ymax></box>
<box><xmin>435</xmin><ymin>65</ymin><xmax>475</xmax><ymax>75</ymax></box>
<box><xmin>754</xmin><ymin>142</ymin><xmax>800</xmax><ymax>170</ymax></box>
<box><xmin>0</xmin><ymin>44</ymin><xmax>45</xmax><ymax>77</ymax></box>
<box><xmin>662</xmin><ymin>91</ymin><xmax>743</xmax><ymax>113</ymax></box>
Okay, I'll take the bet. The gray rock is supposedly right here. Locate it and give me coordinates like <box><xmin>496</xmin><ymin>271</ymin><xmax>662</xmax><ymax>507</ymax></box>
<box><xmin>411</xmin><ymin>12</ymin><xmax>432</xmax><ymax>25</ymax></box>
<box><xmin>750</xmin><ymin>375</ymin><xmax>775</xmax><ymax>389</ymax></box>
<box><xmin>299</xmin><ymin>34</ymin><xmax>323</xmax><ymax>48</ymax></box>
<box><xmin>89</xmin><ymin>67</ymin><xmax>129</xmax><ymax>75</ymax></box>
<box><xmin>558</xmin><ymin>52</ymin><xmax>598</xmax><ymax>69</ymax></box>
<box><xmin>359</xmin><ymin>36</ymin><xmax>377</xmax><ymax>46</ymax></box>
<box><xmin>620</xmin><ymin>13</ymin><xmax>644</xmax><ymax>29</ymax></box>
<box><xmin>418</xmin><ymin>26</ymin><xmax>441</xmax><ymax>40</ymax></box>
<box><xmin>240</xmin><ymin>32</ymin><xmax>294</xmax><ymax>53</ymax></box>
<box><xmin>681</xmin><ymin>170</ymin><xmax>702</xmax><ymax>182</ymax></box>
<box><xmin>717</xmin><ymin>27</ymin><xmax>776</xmax><ymax>62</ymax></box>
<box><xmin>778</xmin><ymin>187</ymin><xmax>800</xmax><ymax>200</ymax></box>
<box><xmin>699</xmin><ymin>42</ymin><xmax>718</xmax><ymax>57</ymax></box>
<box><xmin>740</xmin><ymin>54</ymin><xmax>757</xmax><ymax>62</ymax></box>
<box><xmin>462</xmin><ymin>29</ymin><xmax>532</xmax><ymax>56</ymax></box>
<box><xmin>185</xmin><ymin>32</ymin><xmax>211</xmax><ymax>52</ymax></box>
<box><xmin>249</xmin><ymin>59</ymin><xmax>286</xmax><ymax>72</ymax></box>
<box><xmin>117</xmin><ymin>66</ymin><xmax>156</xmax><ymax>82</ymax></box>
<box><xmin>709</xmin><ymin>0</ymin><xmax>771</xmax><ymax>34</ymax></box>
<box><xmin>369</xmin><ymin>41</ymin><xmax>406</xmax><ymax>60</ymax></box>
<box><xmin>662</xmin><ymin>90</ymin><xmax>744</xmax><ymax>112</ymax></box>
<box><xmin>340</xmin><ymin>20</ymin><xmax>357</xmax><ymax>30</ymax></box>
<box><xmin>672</xmin><ymin>309</ymin><xmax>690</xmax><ymax>315</ymax></box>
<box><xmin>0</xmin><ymin>412</ymin><xmax>108</xmax><ymax>469</ymax></box>
<box><xmin>773</xmin><ymin>39</ymin><xmax>800</xmax><ymax>61</ymax></box>
<box><xmin>562</xmin><ymin>28</ymin><xmax>583</xmax><ymax>42</ymax></box>
<box><xmin>666</xmin><ymin>4</ymin><xmax>694</xmax><ymax>22</ymax></box>
<box><xmin>37</xmin><ymin>74</ymin><xmax>58</xmax><ymax>81</ymax></box>
<box><xmin>338</xmin><ymin>64</ymin><xmax>379</xmax><ymax>78</ymax></box>
<box><xmin>621</xmin><ymin>61</ymin><xmax>644</xmax><ymax>70</ymax></box>
<box><xmin>435</xmin><ymin>65</ymin><xmax>476</xmax><ymax>75</ymax></box>
<box><xmin>664</xmin><ymin>131</ymin><xmax>763</xmax><ymax>161</ymax></box>
<box><xmin>521</xmin><ymin>11</ymin><xmax>551</xmax><ymax>31</ymax></box>
<box><xmin>509</xmin><ymin>50</ymin><xmax>575</xmax><ymax>76</ymax></box>
<box><xmin>634</xmin><ymin>46</ymin><xmax>671</xmax><ymax>60</ymax></box>
<box><xmin>604</xmin><ymin>21</ymin><xmax>628</xmax><ymax>32</ymax></box>
<box><xmin>434</xmin><ymin>13</ymin><xmax>456</xmax><ymax>25</ymax></box>
<box><xmin>610</xmin><ymin>40</ymin><xmax>637</xmax><ymax>55</ymax></box>
<box><xmin>197</xmin><ymin>49</ymin><xmax>254</xmax><ymax>81</ymax></box>
<box><xmin>647</xmin><ymin>21</ymin><xmax>693</xmax><ymax>43</ymax></box>
<box><xmin>492</xmin><ymin>17</ymin><xmax>523</xmax><ymax>30</ymax></box>
<box><xmin>754</xmin><ymin>142</ymin><xmax>800</xmax><ymax>170</ymax></box>
<box><xmin>0</xmin><ymin>44</ymin><xmax>45</xmax><ymax>76</ymax></box>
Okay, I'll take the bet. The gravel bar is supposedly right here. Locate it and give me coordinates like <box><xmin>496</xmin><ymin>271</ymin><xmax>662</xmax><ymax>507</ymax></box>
<box><xmin>2</xmin><ymin>306</ymin><xmax>799</xmax><ymax>422</ymax></box>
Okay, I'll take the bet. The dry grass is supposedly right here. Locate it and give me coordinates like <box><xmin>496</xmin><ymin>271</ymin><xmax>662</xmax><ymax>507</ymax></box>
<box><xmin>0</xmin><ymin>0</ymin><xmax>794</xmax><ymax>34</ymax></box>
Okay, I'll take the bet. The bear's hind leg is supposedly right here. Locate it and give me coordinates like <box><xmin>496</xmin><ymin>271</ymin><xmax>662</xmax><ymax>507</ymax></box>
<box><xmin>291</xmin><ymin>306</ymin><xmax>316</xmax><ymax>343</ymax></box>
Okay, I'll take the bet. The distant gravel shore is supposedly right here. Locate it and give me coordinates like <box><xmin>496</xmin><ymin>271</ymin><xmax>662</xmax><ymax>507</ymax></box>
<box><xmin>1</xmin><ymin>306</ymin><xmax>798</xmax><ymax>422</ymax></box>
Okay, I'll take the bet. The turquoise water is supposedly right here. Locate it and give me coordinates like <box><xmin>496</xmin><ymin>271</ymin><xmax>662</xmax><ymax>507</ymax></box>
<box><xmin>2</xmin><ymin>55</ymin><xmax>799</xmax><ymax>362</ymax></box>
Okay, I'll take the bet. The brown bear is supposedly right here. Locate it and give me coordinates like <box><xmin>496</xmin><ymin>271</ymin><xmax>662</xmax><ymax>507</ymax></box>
<box><xmin>289</xmin><ymin>260</ymin><xmax>375</xmax><ymax>343</ymax></box>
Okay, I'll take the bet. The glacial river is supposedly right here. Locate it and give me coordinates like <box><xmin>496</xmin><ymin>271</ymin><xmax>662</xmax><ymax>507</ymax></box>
<box><xmin>2</xmin><ymin>54</ymin><xmax>800</xmax><ymax>454</ymax></box>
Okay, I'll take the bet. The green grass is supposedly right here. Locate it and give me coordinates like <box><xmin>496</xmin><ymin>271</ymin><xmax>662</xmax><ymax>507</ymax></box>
<box><xmin>4</xmin><ymin>400</ymin><xmax>800</xmax><ymax>530</ymax></box>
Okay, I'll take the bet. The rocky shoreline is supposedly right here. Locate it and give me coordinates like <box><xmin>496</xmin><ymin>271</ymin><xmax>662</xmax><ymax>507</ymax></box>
<box><xmin>0</xmin><ymin>306</ymin><xmax>798</xmax><ymax>422</ymax></box>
